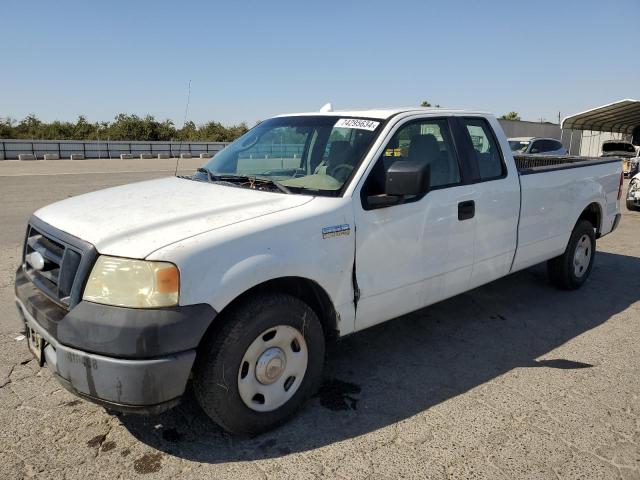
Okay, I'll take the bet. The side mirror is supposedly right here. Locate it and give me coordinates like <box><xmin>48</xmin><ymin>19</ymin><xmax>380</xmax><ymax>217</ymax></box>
<box><xmin>366</xmin><ymin>161</ymin><xmax>430</xmax><ymax>208</ymax></box>
<box><xmin>386</xmin><ymin>160</ymin><xmax>430</xmax><ymax>196</ymax></box>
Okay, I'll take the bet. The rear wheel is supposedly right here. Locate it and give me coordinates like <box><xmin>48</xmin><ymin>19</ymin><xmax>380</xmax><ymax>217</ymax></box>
<box><xmin>547</xmin><ymin>220</ymin><xmax>596</xmax><ymax>290</ymax></box>
<box><xmin>193</xmin><ymin>294</ymin><xmax>325</xmax><ymax>434</ymax></box>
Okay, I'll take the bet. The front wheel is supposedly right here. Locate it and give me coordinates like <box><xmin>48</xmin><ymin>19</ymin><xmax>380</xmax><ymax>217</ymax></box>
<box><xmin>547</xmin><ymin>220</ymin><xmax>596</xmax><ymax>290</ymax></box>
<box><xmin>193</xmin><ymin>294</ymin><xmax>325</xmax><ymax>434</ymax></box>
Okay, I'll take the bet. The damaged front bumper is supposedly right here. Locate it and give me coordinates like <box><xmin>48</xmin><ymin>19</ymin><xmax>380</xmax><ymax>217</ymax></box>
<box><xmin>14</xmin><ymin>268</ymin><xmax>215</xmax><ymax>413</ymax></box>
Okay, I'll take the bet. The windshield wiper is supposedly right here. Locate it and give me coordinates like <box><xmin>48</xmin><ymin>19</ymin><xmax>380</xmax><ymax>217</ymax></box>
<box><xmin>196</xmin><ymin>167</ymin><xmax>220</xmax><ymax>182</ymax></box>
<box><xmin>196</xmin><ymin>170</ymin><xmax>290</xmax><ymax>194</ymax></box>
<box><xmin>224</xmin><ymin>175</ymin><xmax>291</xmax><ymax>194</ymax></box>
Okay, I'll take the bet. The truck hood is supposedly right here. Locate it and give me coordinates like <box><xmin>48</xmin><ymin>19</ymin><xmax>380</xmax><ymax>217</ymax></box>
<box><xmin>34</xmin><ymin>177</ymin><xmax>313</xmax><ymax>258</ymax></box>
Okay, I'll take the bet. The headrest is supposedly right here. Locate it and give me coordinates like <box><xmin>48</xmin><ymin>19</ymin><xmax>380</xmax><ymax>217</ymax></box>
<box><xmin>327</xmin><ymin>140</ymin><xmax>353</xmax><ymax>164</ymax></box>
<box><xmin>408</xmin><ymin>134</ymin><xmax>440</xmax><ymax>162</ymax></box>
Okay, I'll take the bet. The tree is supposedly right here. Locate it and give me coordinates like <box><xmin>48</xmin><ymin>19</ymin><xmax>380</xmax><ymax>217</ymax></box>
<box><xmin>420</xmin><ymin>100</ymin><xmax>440</xmax><ymax>108</ymax></box>
<box><xmin>500</xmin><ymin>112</ymin><xmax>520</xmax><ymax>121</ymax></box>
<box><xmin>0</xmin><ymin>113</ymin><xmax>250</xmax><ymax>142</ymax></box>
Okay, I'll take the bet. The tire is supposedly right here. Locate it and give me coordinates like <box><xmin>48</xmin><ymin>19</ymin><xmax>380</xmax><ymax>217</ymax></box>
<box><xmin>547</xmin><ymin>220</ymin><xmax>596</xmax><ymax>290</ymax></box>
<box><xmin>193</xmin><ymin>293</ymin><xmax>325</xmax><ymax>435</ymax></box>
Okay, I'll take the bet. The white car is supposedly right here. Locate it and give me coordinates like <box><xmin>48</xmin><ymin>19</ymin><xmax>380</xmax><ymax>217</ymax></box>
<box><xmin>509</xmin><ymin>136</ymin><xmax>568</xmax><ymax>155</ymax></box>
<box><xmin>627</xmin><ymin>171</ymin><xmax>640</xmax><ymax>211</ymax></box>
<box><xmin>15</xmin><ymin>107</ymin><xmax>622</xmax><ymax>434</ymax></box>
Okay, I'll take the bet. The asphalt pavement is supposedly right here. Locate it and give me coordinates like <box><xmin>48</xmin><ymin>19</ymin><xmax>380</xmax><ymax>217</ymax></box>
<box><xmin>1</xmin><ymin>159</ymin><xmax>639</xmax><ymax>479</ymax></box>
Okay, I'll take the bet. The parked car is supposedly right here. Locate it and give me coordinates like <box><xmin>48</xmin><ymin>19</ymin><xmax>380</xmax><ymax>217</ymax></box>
<box><xmin>15</xmin><ymin>107</ymin><xmax>622</xmax><ymax>434</ymax></box>
<box><xmin>508</xmin><ymin>136</ymin><xmax>568</xmax><ymax>155</ymax></box>
<box><xmin>627</xmin><ymin>171</ymin><xmax>640</xmax><ymax>211</ymax></box>
<box><xmin>602</xmin><ymin>140</ymin><xmax>640</xmax><ymax>177</ymax></box>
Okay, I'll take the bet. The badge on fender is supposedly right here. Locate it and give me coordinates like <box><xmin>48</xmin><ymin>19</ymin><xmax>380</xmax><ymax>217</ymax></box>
<box><xmin>322</xmin><ymin>224</ymin><xmax>351</xmax><ymax>239</ymax></box>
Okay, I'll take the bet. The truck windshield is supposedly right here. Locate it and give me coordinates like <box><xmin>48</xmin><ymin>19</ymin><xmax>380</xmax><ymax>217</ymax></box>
<box><xmin>198</xmin><ymin>116</ymin><xmax>383</xmax><ymax>196</ymax></box>
<box><xmin>509</xmin><ymin>140</ymin><xmax>530</xmax><ymax>153</ymax></box>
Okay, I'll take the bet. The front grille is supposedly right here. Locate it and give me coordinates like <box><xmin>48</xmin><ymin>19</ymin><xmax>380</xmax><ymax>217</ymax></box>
<box><xmin>23</xmin><ymin>217</ymin><xmax>96</xmax><ymax>309</ymax></box>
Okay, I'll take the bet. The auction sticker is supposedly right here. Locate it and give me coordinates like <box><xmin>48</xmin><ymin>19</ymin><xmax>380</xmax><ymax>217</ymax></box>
<box><xmin>334</xmin><ymin>118</ymin><xmax>380</xmax><ymax>131</ymax></box>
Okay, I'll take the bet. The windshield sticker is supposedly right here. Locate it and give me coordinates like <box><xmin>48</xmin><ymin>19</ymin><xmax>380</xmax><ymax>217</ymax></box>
<box><xmin>322</xmin><ymin>224</ymin><xmax>351</xmax><ymax>239</ymax></box>
<box><xmin>334</xmin><ymin>118</ymin><xmax>380</xmax><ymax>131</ymax></box>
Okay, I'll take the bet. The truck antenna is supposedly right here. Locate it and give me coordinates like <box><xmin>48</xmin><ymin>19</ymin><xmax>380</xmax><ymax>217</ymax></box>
<box><xmin>174</xmin><ymin>79</ymin><xmax>192</xmax><ymax>177</ymax></box>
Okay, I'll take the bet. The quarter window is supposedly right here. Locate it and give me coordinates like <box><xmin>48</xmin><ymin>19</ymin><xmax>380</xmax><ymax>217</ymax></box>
<box><xmin>462</xmin><ymin>118</ymin><xmax>505</xmax><ymax>180</ymax></box>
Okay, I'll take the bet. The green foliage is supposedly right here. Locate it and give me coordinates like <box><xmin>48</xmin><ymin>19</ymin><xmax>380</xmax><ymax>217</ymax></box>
<box><xmin>0</xmin><ymin>114</ymin><xmax>249</xmax><ymax>142</ymax></box>
<box><xmin>500</xmin><ymin>112</ymin><xmax>520</xmax><ymax>121</ymax></box>
<box><xmin>420</xmin><ymin>100</ymin><xmax>440</xmax><ymax>108</ymax></box>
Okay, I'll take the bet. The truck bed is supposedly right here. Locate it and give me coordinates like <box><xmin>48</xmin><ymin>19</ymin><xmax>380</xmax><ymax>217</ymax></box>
<box><xmin>511</xmin><ymin>156</ymin><xmax>621</xmax><ymax>273</ymax></box>
<box><xmin>514</xmin><ymin>154</ymin><xmax>621</xmax><ymax>174</ymax></box>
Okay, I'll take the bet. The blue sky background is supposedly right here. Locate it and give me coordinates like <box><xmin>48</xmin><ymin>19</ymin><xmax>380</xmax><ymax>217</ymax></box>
<box><xmin>1</xmin><ymin>0</ymin><xmax>639</xmax><ymax>126</ymax></box>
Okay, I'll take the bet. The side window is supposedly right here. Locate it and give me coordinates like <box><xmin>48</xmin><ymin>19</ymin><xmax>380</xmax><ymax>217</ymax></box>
<box><xmin>551</xmin><ymin>140</ymin><xmax>564</xmax><ymax>152</ymax></box>
<box><xmin>462</xmin><ymin>118</ymin><xmax>505</xmax><ymax>180</ymax></box>
<box><xmin>363</xmin><ymin>119</ymin><xmax>461</xmax><ymax>196</ymax></box>
<box><xmin>539</xmin><ymin>140</ymin><xmax>553</xmax><ymax>152</ymax></box>
<box><xmin>529</xmin><ymin>140</ymin><xmax>541</xmax><ymax>153</ymax></box>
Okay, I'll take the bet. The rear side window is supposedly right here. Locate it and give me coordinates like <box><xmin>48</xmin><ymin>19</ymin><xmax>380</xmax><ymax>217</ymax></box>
<box><xmin>462</xmin><ymin>118</ymin><xmax>505</xmax><ymax>180</ymax></box>
<box><xmin>552</xmin><ymin>140</ymin><xmax>564</xmax><ymax>151</ymax></box>
<box><xmin>537</xmin><ymin>139</ymin><xmax>562</xmax><ymax>152</ymax></box>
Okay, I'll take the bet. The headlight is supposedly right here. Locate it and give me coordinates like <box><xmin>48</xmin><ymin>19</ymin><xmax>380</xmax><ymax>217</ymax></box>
<box><xmin>83</xmin><ymin>256</ymin><xmax>179</xmax><ymax>308</ymax></box>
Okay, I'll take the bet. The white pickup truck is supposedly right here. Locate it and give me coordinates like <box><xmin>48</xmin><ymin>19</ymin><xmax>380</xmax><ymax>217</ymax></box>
<box><xmin>15</xmin><ymin>108</ymin><xmax>623</xmax><ymax>434</ymax></box>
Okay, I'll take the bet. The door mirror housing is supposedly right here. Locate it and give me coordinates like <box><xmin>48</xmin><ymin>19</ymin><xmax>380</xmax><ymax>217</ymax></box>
<box><xmin>366</xmin><ymin>161</ymin><xmax>431</xmax><ymax>208</ymax></box>
<box><xmin>386</xmin><ymin>160</ymin><xmax>431</xmax><ymax>196</ymax></box>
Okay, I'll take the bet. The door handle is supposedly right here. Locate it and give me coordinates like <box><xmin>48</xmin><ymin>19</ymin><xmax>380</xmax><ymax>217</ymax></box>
<box><xmin>458</xmin><ymin>200</ymin><xmax>475</xmax><ymax>221</ymax></box>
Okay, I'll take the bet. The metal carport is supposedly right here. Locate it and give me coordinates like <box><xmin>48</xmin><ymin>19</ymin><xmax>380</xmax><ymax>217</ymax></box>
<box><xmin>561</xmin><ymin>99</ymin><xmax>640</xmax><ymax>155</ymax></box>
<box><xmin>562</xmin><ymin>99</ymin><xmax>640</xmax><ymax>134</ymax></box>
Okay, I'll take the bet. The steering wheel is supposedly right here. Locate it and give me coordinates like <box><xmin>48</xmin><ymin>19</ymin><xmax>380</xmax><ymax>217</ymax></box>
<box><xmin>328</xmin><ymin>164</ymin><xmax>355</xmax><ymax>182</ymax></box>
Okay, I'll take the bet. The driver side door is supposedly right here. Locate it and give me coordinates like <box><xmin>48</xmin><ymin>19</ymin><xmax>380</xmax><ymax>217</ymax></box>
<box><xmin>353</xmin><ymin>116</ymin><xmax>477</xmax><ymax>331</ymax></box>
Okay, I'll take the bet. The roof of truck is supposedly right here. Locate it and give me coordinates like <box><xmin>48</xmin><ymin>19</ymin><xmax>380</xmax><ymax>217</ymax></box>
<box><xmin>277</xmin><ymin>107</ymin><xmax>489</xmax><ymax>120</ymax></box>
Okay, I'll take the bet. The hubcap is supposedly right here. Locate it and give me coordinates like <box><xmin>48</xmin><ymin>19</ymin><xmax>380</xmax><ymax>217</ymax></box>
<box><xmin>573</xmin><ymin>234</ymin><xmax>592</xmax><ymax>278</ymax></box>
<box><xmin>238</xmin><ymin>325</ymin><xmax>308</xmax><ymax>412</ymax></box>
<box><xmin>255</xmin><ymin>347</ymin><xmax>286</xmax><ymax>384</ymax></box>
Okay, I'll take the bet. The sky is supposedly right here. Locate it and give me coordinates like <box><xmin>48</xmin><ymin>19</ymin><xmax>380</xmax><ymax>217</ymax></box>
<box><xmin>1</xmin><ymin>0</ymin><xmax>639</xmax><ymax>127</ymax></box>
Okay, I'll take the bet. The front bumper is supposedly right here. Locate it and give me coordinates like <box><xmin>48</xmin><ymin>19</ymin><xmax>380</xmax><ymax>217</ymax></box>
<box><xmin>15</xmin><ymin>267</ymin><xmax>216</xmax><ymax>412</ymax></box>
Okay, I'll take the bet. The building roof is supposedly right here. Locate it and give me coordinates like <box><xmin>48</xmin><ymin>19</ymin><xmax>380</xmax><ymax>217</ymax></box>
<box><xmin>562</xmin><ymin>99</ymin><xmax>640</xmax><ymax>134</ymax></box>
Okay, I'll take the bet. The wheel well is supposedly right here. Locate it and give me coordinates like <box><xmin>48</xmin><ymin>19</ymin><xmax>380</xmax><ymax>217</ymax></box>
<box><xmin>578</xmin><ymin>202</ymin><xmax>602</xmax><ymax>237</ymax></box>
<box><xmin>217</xmin><ymin>277</ymin><xmax>340</xmax><ymax>341</ymax></box>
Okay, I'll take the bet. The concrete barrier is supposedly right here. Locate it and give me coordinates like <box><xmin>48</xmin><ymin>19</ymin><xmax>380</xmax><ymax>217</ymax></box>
<box><xmin>157</xmin><ymin>153</ymin><xmax>170</xmax><ymax>159</ymax></box>
<box><xmin>18</xmin><ymin>154</ymin><xmax>37</xmax><ymax>160</ymax></box>
<box><xmin>43</xmin><ymin>154</ymin><xmax>59</xmax><ymax>160</ymax></box>
<box><xmin>199</xmin><ymin>153</ymin><xmax>212</xmax><ymax>159</ymax></box>
<box><xmin>120</xmin><ymin>154</ymin><xmax>134</xmax><ymax>159</ymax></box>
<box><xmin>70</xmin><ymin>154</ymin><xmax>85</xmax><ymax>160</ymax></box>
<box><xmin>139</xmin><ymin>153</ymin><xmax>154</xmax><ymax>159</ymax></box>
<box><xmin>180</xmin><ymin>153</ymin><xmax>192</xmax><ymax>159</ymax></box>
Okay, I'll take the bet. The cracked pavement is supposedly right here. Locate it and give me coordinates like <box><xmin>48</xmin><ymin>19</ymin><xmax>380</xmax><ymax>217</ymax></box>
<box><xmin>1</xmin><ymin>159</ymin><xmax>639</xmax><ymax>479</ymax></box>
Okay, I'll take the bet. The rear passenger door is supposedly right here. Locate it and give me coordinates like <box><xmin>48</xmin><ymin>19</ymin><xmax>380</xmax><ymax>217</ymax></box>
<box><xmin>457</xmin><ymin>117</ymin><xmax>520</xmax><ymax>289</ymax></box>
